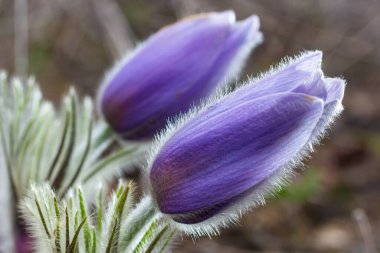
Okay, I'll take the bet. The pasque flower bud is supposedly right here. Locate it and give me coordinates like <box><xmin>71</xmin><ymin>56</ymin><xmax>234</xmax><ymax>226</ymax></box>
<box><xmin>147</xmin><ymin>51</ymin><xmax>345</xmax><ymax>235</ymax></box>
<box><xmin>100</xmin><ymin>11</ymin><xmax>262</xmax><ymax>140</ymax></box>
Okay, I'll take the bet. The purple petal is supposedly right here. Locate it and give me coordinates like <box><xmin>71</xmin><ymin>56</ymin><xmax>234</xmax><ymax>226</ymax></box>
<box><xmin>292</xmin><ymin>70</ymin><xmax>327</xmax><ymax>100</ymax></box>
<box><xmin>194</xmin><ymin>51</ymin><xmax>323</xmax><ymax>121</ymax></box>
<box><xmin>230</xmin><ymin>51</ymin><xmax>323</xmax><ymax>103</ymax></box>
<box><xmin>324</xmin><ymin>77</ymin><xmax>345</xmax><ymax>105</ymax></box>
<box><xmin>150</xmin><ymin>92</ymin><xmax>323</xmax><ymax>223</ymax></box>
<box><xmin>309</xmin><ymin>77</ymin><xmax>345</xmax><ymax>142</ymax></box>
<box><xmin>100</xmin><ymin>11</ymin><xmax>262</xmax><ymax>139</ymax></box>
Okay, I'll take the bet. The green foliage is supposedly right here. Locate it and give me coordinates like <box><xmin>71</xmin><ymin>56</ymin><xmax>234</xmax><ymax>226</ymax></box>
<box><xmin>0</xmin><ymin>71</ymin><xmax>166</xmax><ymax>253</ymax></box>
<box><xmin>0</xmin><ymin>72</ymin><xmax>144</xmax><ymax>199</ymax></box>
<box><xmin>21</xmin><ymin>182</ymin><xmax>175</xmax><ymax>253</ymax></box>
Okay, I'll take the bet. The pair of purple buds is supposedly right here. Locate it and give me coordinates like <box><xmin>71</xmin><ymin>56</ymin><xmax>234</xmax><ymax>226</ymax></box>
<box><xmin>99</xmin><ymin>11</ymin><xmax>345</xmax><ymax>233</ymax></box>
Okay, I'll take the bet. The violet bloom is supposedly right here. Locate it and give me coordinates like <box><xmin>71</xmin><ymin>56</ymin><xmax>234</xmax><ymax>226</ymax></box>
<box><xmin>147</xmin><ymin>51</ymin><xmax>345</xmax><ymax>234</ymax></box>
<box><xmin>99</xmin><ymin>11</ymin><xmax>262</xmax><ymax>140</ymax></box>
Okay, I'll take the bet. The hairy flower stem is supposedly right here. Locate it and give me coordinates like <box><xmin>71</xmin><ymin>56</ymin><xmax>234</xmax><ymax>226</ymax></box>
<box><xmin>118</xmin><ymin>195</ymin><xmax>176</xmax><ymax>253</ymax></box>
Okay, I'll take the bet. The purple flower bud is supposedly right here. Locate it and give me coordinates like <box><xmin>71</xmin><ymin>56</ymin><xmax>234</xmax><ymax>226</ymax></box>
<box><xmin>147</xmin><ymin>51</ymin><xmax>345</xmax><ymax>234</ymax></box>
<box><xmin>99</xmin><ymin>11</ymin><xmax>262</xmax><ymax>140</ymax></box>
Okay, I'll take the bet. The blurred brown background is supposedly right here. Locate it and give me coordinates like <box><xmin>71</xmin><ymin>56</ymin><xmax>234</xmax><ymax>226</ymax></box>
<box><xmin>1</xmin><ymin>0</ymin><xmax>380</xmax><ymax>252</ymax></box>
